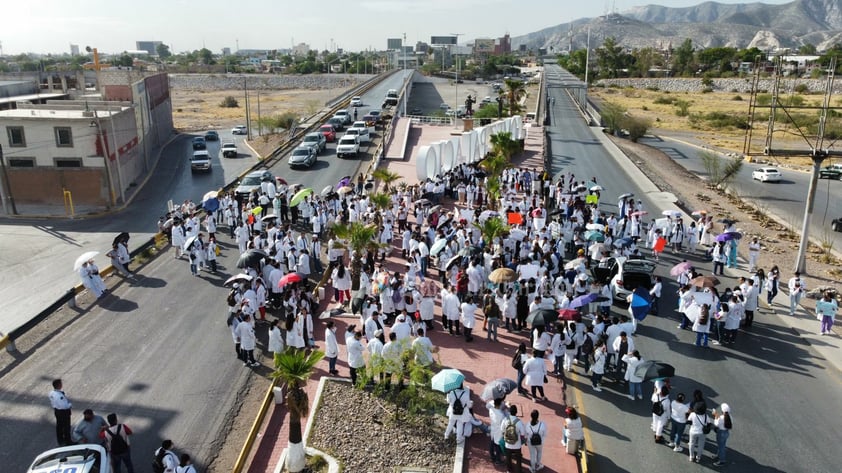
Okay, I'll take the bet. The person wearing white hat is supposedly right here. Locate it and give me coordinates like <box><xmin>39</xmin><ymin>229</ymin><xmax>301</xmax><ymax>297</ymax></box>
<box><xmin>712</xmin><ymin>403</ymin><xmax>733</xmax><ymax>466</ymax></box>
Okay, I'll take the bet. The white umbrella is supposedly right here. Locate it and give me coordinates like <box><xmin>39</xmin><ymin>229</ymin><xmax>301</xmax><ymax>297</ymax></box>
<box><xmin>586</xmin><ymin>223</ymin><xmax>604</xmax><ymax>231</ymax></box>
<box><xmin>589</xmin><ymin>185</ymin><xmax>604</xmax><ymax>192</ymax></box>
<box><xmin>74</xmin><ymin>251</ymin><xmax>99</xmax><ymax>270</ymax></box>
<box><xmin>618</xmin><ymin>193</ymin><xmax>634</xmax><ymax>200</ymax></box>
<box><xmin>662</xmin><ymin>210</ymin><xmax>682</xmax><ymax>218</ymax></box>
<box><xmin>509</xmin><ymin>228</ymin><xmax>527</xmax><ymax>241</ymax></box>
<box><xmin>183</xmin><ymin>235</ymin><xmax>199</xmax><ymax>251</ymax></box>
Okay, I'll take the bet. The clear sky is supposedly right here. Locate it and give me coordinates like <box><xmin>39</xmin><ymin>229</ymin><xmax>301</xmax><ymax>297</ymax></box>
<box><xmin>2</xmin><ymin>0</ymin><xmax>794</xmax><ymax>55</ymax></box>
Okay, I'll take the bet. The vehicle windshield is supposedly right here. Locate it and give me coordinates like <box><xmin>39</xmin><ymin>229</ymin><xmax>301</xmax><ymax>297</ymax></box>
<box><xmin>293</xmin><ymin>149</ymin><xmax>309</xmax><ymax>156</ymax></box>
<box><xmin>340</xmin><ymin>138</ymin><xmax>355</xmax><ymax>144</ymax></box>
<box><xmin>32</xmin><ymin>447</ymin><xmax>99</xmax><ymax>469</ymax></box>
<box><xmin>240</xmin><ymin>176</ymin><xmax>261</xmax><ymax>186</ymax></box>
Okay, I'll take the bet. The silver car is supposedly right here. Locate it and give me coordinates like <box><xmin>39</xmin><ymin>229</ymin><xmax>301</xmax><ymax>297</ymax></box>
<box><xmin>288</xmin><ymin>146</ymin><xmax>317</xmax><ymax>168</ymax></box>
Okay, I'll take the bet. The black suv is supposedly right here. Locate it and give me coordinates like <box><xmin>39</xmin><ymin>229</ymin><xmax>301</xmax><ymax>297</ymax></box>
<box><xmin>192</xmin><ymin>136</ymin><xmax>207</xmax><ymax>150</ymax></box>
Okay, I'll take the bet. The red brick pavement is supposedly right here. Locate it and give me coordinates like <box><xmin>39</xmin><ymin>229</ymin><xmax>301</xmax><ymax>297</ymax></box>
<box><xmin>246</xmin><ymin>122</ymin><xmax>583</xmax><ymax>473</ymax></box>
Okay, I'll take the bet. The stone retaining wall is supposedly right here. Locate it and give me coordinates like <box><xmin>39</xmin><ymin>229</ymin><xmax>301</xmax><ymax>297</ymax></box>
<box><xmin>597</xmin><ymin>77</ymin><xmax>841</xmax><ymax>94</ymax></box>
<box><xmin>168</xmin><ymin>73</ymin><xmax>370</xmax><ymax>91</ymax></box>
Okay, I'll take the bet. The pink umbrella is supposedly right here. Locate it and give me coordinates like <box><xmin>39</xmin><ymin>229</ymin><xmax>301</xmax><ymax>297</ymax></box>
<box><xmin>278</xmin><ymin>272</ymin><xmax>304</xmax><ymax>288</ymax></box>
<box><xmin>670</xmin><ymin>261</ymin><xmax>693</xmax><ymax>277</ymax></box>
<box><xmin>631</xmin><ymin>211</ymin><xmax>648</xmax><ymax>217</ymax></box>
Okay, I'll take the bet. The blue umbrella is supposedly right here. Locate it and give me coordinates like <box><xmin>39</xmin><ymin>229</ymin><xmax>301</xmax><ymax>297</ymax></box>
<box><xmin>431</xmin><ymin>368</ymin><xmax>465</xmax><ymax>393</ymax></box>
<box><xmin>585</xmin><ymin>230</ymin><xmax>605</xmax><ymax>242</ymax></box>
<box><xmin>615</xmin><ymin>237</ymin><xmax>634</xmax><ymax>248</ymax></box>
<box><xmin>630</xmin><ymin>286</ymin><xmax>652</xmax><ymax>321</ymax></box>
<box><xmin>570</xmin><ymin>293</ymin><xmax>598</xmax><ymax>309</ymax></box>
<box><xmin>203</xmin><ymin>197</ymin><xmax>220</xmax><ymax>213</ymax></box>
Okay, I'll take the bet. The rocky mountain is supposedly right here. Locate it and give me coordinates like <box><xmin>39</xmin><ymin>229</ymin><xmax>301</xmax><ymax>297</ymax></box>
<box><xmin>512</xmin><ymin>0</ymin><xmax>842</xmax><ymax>52</ymax></box>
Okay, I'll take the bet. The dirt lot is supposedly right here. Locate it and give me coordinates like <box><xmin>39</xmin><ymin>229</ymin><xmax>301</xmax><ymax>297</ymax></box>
<box><xmin>590</xmin><ymin>86</ymin><xmax>830</xmax><ymax>168</ymax></box>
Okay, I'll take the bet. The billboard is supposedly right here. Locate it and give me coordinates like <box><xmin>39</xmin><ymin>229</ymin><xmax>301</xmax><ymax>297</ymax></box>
<box><xmin>431</xmin><ymin>36</ymin><xmax>457</xmax><ymax>45</ymax></box>
<box><xmin>474</xmin><ymin>38</ymin><xmax>495</xmax><ymax>53</ymax></box>
<box><xmin>387</xmin><ymin>38</ymin><xmax>403</xmax><ymax>50</ymax></box>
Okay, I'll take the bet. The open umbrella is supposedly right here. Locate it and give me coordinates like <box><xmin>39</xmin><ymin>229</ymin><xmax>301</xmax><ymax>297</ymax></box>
<box><xmin>224</xmin><ymin>273</ymin><xmax>253</xmax><ymax>287</ymax></box>
<box><xmin>489</xmin><ymin>268</ymin><xmax>516</xmax><ymax>284</ymax></box>
<box><xmin>618</xmin><ymin>192</ymin><xmax>634</xmax><ymax>200</ymax></box>
<box><xmin>670</xmin><ymin>261</ymin><xmax>693</xmax><ymax>277</ymax></box>
<box><xmin>564</xmin><ymin>259</ymin><xmax>584</xmax><ymax>270</ymax></box>
<box><xmin>430</xmin><ymin>239</ymin><xmax>448</xmax><ymax>257</ymax></box>
<box><xmin>112</xmin><ymin>232</ymin><xmax>130</xmax><ymax>246</ymax></box>
<box><xmin>526</xmin><ymin>309</ymin><xmax>559</xmax><ymax>327</ymax></box>
<box><xmin>634</xmin><ymin>360</ymin><xmax>675</xmax><ymax>382</ymax></box>
<box><xmin>277</xmin><ymin>177</ymin><xmax>288</xmax><ymax>186</ymax></box>
<box><xmin>279</xmin><ymin>272</ymin><xmax>305</xmax><ymax>288</ymax></box>
<box><xmin>630</xmin><ymin>210</ymin><xmax>648</xmax><ymax>217</ymax></box>
<box><xmin>662</xmin><ymin>210</ymin><xmax>682</xmax><ymax>218</ymax></box>
<box><xmin>251</xmin><ymin>206</ymin><xmax>263</xmax><ymax>216</ymax></box>
<box><xmin>586</xmin><ymin>223</ymin><xmax>604</xmax><ymax>231</ymax></box>
<box><xmin>236</xmin><ymin>249</ymin><xmax>268</xmax><ymax>269</ymax></box>
<box><xmin>415</xmin><ymin>198</ymin><xmax>431</xmax><ymax>207</ymax></box>
<box><xmin>558</xmin><ymin>308</ymin><xmax>581</xmax><ymax>321</ymax></box>
<box><xmin>337</xmin><ymin>176</ymin><xmax>352</xmax><ymax>188</ymax></box>
<box><xmin>436</xmin><ymin>216</ymin><xmax>452</xmax><ymax>230</ymax></box>
<box><xmin>203</xmin><ymin>197</ymin><xmax>220</xmax><ymax>213</ymax></box>
<box><xmin>431</xmin><ymin>368</ymin><xmax>465</xmax><ymax>393</ymax></box>
<box><xmin>691</xmin><ymin>210</ymin><xmax>708</xmax><ymax>216</ymax></box>
<box><xmin>321</xmin><ymin>185</ymin><xmax>334</xmax><ymax>197</ymax></box>
<box><xmin>202</xmin><ymin>190</ymin><xmax>218</xmax><ymax>201</ymax></box>
<box><xmin>446</xmin><ymin>255</ymin><xmax>463</xmax><ymax>271</ymax></box>
<box><xmin>261</xmin><ymin>214</ymin><xmax>278</xmax><ymax>223</ymax></box>
<box><xmin>479</xmin><ymin>210</ymin><xmax>499</xmax><ymax>222</ymax></box>
<box><xmin>630</xmin><ymin>286</ymin><xmax>652</xmax><ymax>321</ymax></box>
<box><xmin>430</xmin><ymin>204</ymin><xmax>443</xmax><ymax>214</ymax></box>
<box><xmin>724</xmin><ymin>231</ymin><xmax>743</xmax><ymax>240</ymax></box>
<box><xmin>337</xmin><ymin>186</ymin><xmax>354</xmax><ymax>196</ymax></box>
<box><xmin>690</xmin><ymin>275</ymin><xmax>720</xmax><ymax>288</ymax></box>
<box><xmin>585</xmin><ymin>230</ymin><xmax>605</xmax><ymax>242</ymax></box>
<box><xmin>715</xmin><ymin>233</ymin><xmax>735</xmax><ymax>243</ymax></box>
<box><xmin>74</xmin><ymin>251</ymin><xmax>99</xmax><ymax>270</ymax></box>
<box><xmin>480</xmin><ymin>378</ymin><xmax>517</xmax><ymax>401</ymax></box>
<box><xmin>509</xmin><ymin>228</ymin><xmax>528</xmax><ymax>241</ymax></box>
<box><xmin>573</xmin><ymin>184</ymin><xmax>587</xmax><ymax>192</ymax></box>
<box><xmin>589</xmin><ymin>185</ymin><xmax>604</xmax><ymax>192</ymax></box>
<box><xmin>615</xmin><ymin>237</ymin><xmax>634</xmax><ymax>248</ymax></box>
<box><xmin>183</xmin><ymin>235</ymin><xmax>199</xmax><ymax>251</ymax></box>
<box><xmin>290</xmin><ymin>188</ymin><xmax>313</xmax><ymax>207</ymax></box>
<box><xmin>569</xmin><ymin>293</ymin><xmax>598</xmax><ymax>309</ymax></box>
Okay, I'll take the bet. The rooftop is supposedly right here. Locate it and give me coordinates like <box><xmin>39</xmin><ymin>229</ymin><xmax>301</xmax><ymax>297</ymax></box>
<box><xmin>0</xmin><ymin>107</ymin><xmax>124</xmax><ymax>120</ymax></box>
<box><xmin>0</xmin><ymin>92</ymin><xmax>69</xmax><ymax>107</ymax></box>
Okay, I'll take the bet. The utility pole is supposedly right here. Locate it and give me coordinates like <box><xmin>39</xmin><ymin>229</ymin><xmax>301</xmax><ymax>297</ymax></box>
<box><xmin>244</xmin><ymin>77</ymin><xmax>252</xmax><ymax>140</ymax></box>
<box><xmin>452</xmin><ymin>33</ymin><xmax>464</xmax><ymax>116</ymax></box>
<box><xmin>256</xmin><ymin>90</ymin><xmax>262</xmax><ymax>136</ymax></box>
<box><xmin>0</xmin><ymin>144</ymin><xmax>18</xmax><ymax>215</ymax></box>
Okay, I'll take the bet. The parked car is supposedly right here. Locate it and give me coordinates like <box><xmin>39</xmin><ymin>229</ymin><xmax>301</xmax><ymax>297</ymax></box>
<box><xmin>439</xmin><ymin>103</ymin><xmax>451</xmax><ymax>111</ymax></box>
<box><xmin>190</xmin><ymin>150</ymin><xmax>211</xmax><ymax>172</ymax></box>
<box><xmin>319</xmin><ymin>124</ymin><xmax>337</xmax><ymax>142</ymax></box>
<box><xmin>819</xmin><ymin>163</ymin><xmax>842</xmax><ymax>179</ymax></box>
<box><xmin>832</xmin><ymin>217</ymin><xmax>842</xmax><ymax>232</ymax></box>
<box><xmin>288</xmin><ymin>146</ymin><xmax>317</xmax><ymax>168</ymax></box>
<box><xmin>231</xmin><ymin>125</ymin><xmax>247</xmax><ymax>135</ymax></box>
<box><xmin>591</xmin><ymin>256</ymin><xmax>656</xmax><ymax>303</ymax></box>
<box><xmin>302</xmin><ymin>132</ymin><xmax>327</xmax><ymax>153</ymax></box>
<box><xmin>334</xmin><ymin>109</ymin><xmax>352</xmax><ymax>125</ymax></box>
<box><xmin>350</xmin><ymin>96</ymin><xmax>363</xmax><ymax>107</ymax></box>
<box><xmin>326</xmin><ymin>117</ymin><xmax>345</xmax><ymax>132</ymax></box>
<box><xmin>368</xmin><ymin>109</ymin><xmax>382</xmax><ymax>123</ymax></box>
<box><xmin>221</xmin><ymin>142</ymin><xmax>238</xmax><ymax>158</ymax></box>
<box><xmin>752</xmin><ymin>167</ymin><xmax>782</xmax><ymax>183</ymax></box>
<box><xmin>27</xmin><ymin>444</ymin><xmax>109</xmax><ymax>473</ymax></box>
<box><xmin>192</xmin><ymin>136</ymin><xmax>206</xmax><ymax>150</ymax></box>
<box><xmin>235</xmin><ymin>170</ymin><xmax>273</xmax><ymax>199</ymax></box>
<box><xmin>409</xmin><ymin>108</ymin><xmax>423</xmax><ymax>115</ymax></box>
<box><xmin>204</xmin><ymin>130</ymin><xmax>219</xmax><ymax>141</ymax></box>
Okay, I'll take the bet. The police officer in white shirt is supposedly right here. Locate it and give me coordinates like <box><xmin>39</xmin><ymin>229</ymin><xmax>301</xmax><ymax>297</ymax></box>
<box><xmin>49</xmin><ymin>378</ymin><xmax>73</xmax><ymax>446</ymax></box>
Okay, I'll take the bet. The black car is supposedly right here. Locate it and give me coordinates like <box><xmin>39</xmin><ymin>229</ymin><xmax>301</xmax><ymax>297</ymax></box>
<box><xmin>833</xmin><ymin>217</ymin><xmax>842</xmax><ymax>232</ymax></box>
<box><xmin>204</xmin><ymin>130</ymin><xmax>219</xmax><ymax>141</ymax></box>
<box><xmin>192</xmin><ymin>137</ymin><xmax>207</xmax><ymax>150</ymax></box>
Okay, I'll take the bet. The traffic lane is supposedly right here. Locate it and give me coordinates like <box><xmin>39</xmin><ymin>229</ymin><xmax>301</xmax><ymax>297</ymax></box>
<box><xmin>579</xmin><ymin>250</ymin><xmax>842</xmax><ymax>473</ymax></box>
<box><xmin>0</xmin><ymin>244</ymin><xmax>256</xmax><ymax>471</ymax></box>
<box><xmin>640</xmin><ymin>135</ymin><xmax>842</xmax><ymax>247</ymax></box>
<box><xmin>268</xmin><ymin>133</ymin><xmax>375</xmax><ymax>190</ymax></box>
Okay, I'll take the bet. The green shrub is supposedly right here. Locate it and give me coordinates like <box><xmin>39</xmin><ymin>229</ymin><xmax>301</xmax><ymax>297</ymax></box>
<box><xmin>641</xmin><ymin>105</ymin><xmax>649</xmax><ymax>111</ymax></box>
<box><xmin>645</xmin><ymin>86</ymin><xmax>660</xmax><ymax>91</ymax></box>
<box><xmin>756</xmin><ymin>94</ymin><xmax>773</xmax><ymax>106</ymax></box>
<box><xmin>704</xmin><ymin>112</ymin><xmax>749</xmax><ymax>129</ymax></box>
<box><xmin>625</xmin><ymin>116</ymin><xmax>652</xmax><ymax>142</ymax></box>
<box><xmin>794</xmin><ymin>83</ymin><xmax>809</xmax><ymax>94</ymax></box>
<box><xmin>701</xmin><ymin>87</ymin><xmax>714</xmax><ymax>93</ymax></box>
<box><xmin>732</xmin><ymin>95</ymin><xmax>743</xmax><ymax>101</ymax></box>
<box><xmin>653</xmin><ymin>96</ymin><xmax>675</xmax><ymax>105</ymax></box>
<box><xmin>219</xmin><ymin>96</ymin><xmax>239</xmax><ymax>108</ymax></box>
<box><xmin>674</xmin><ymin>99</ymin><xmax>691</xmax><ymax>117</ymax></box>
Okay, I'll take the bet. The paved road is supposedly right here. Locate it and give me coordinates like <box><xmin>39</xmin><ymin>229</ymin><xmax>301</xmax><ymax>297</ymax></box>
<box><xmin>0</xmin><ymin>70</ymin><xmax>411</xmax><ymax>471</ymax></box>
<box><xmin>0</xmin><ymin>70</ymin><xmax>412</xmax><ymax>337</ymax></box>
<box><xmin>544</xmin><ymin>64</ymin><xmax>842</xmax><ymax>473</ymax></box>
<box><xmin>639</xmin><ymin>134</ymin><xmax>842</xmax><ymax>256</ymax></box>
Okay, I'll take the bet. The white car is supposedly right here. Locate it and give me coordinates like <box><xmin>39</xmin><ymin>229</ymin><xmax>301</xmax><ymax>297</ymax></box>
<box><xmin>231</xmin><ymin>125</ymin><xmax>247</xmax><ymax>135</ymax></box>
<box><xmin>350</xmin><ymin>96</ymin><xmax>363</xmax><ymax>107</ymax></box>
<box><xmin>27</xmin><ymin>444</ymin><xmax>110</xmax><ymax>473</ymax></box>
<box><xmin>752</xmin><ymin>167</ymin><xmax>782</xmax><ymax>183</ymax></box>
<box><xmin>344</xmin><ymin>126</ymin><xmax>370</xmax><ymax>144</ymax></box>
<box><xmin>591</xmin><ymin>256</ymin><xmax>656</xmax><ymax>302</ymax></box>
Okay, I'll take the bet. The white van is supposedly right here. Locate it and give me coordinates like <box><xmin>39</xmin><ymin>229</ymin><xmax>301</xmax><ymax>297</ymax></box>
<box><xmin>191</xmin><ymin>150</ymin><xmax>211</xmax><ymax>172</ymax></box>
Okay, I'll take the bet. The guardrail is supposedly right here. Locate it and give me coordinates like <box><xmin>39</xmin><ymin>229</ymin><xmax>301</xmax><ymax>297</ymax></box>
<box><xmin>231</xmin><ymin>377</ymin><xmax>282</xmax><ymax>473</ymax></box>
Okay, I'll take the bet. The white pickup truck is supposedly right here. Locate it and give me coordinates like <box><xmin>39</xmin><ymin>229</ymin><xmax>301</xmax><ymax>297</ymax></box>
<box><xmin>221</xmin><ymin>142</ymin><xmax>238</xmax><ymax>158</ymax></box>
<box><xmin>336</xmin><ymin>135</ymin><xmax>360</xmax><ymax>159</ymax></box>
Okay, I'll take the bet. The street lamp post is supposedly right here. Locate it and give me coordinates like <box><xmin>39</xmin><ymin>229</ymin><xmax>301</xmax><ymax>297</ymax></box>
<box><xmin>451</xmin><ymin>33</ymin><xmax>464</xmax><ymax>123</ymax></box>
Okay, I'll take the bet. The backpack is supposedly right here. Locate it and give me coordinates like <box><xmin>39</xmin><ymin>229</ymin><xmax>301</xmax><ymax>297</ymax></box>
<box><xmin>698</xmin><ymin>311</ymin><xmax>709</xmax><ymax>326</ymax></box>
<box><xmin>451</xmin><ymin>390</ymin><xmax>465</xmax><ymax>416</ymax></box>
<box><xmin>724</xmin><ymin>413</ymin><xmax>733</xmax><ymax>430</ymax></box>
<box><xmin>151</xmin><ymin>449</ymin><xmax>167</xmax><ymax>473</ymax></box>
<box><xmin>529</xmin><ymin>422</ymin><xmax>543</xmax><ymax>446</ymax></box>
<box><xmin>701</xmin><ymin>415</ymin><xmax>713</xmax><ymax>435</ymax></box>
<box><xmin>652</xmin><ymin>398</ymin><xmax>665</xmax><ymax>416</ymax></box>
<box><xmin>105</xmin><ymin>425</ymin><xmax>129</xmax><ymax>455</ymax></box>
<box><xmin>565</xmin><ymin>332</ymin><xmax>576</xmax><ymax>350</ymax></box>
<box><xmin>227</xmin><ymin>290</ymin><xmax>237</xmax><ymax>307</ymax></box>
<box><xmin>504</xmin><ymin>418</ymin><xmax>520</xmax><ymax>444</ymax></box>
<box><xmin>511</xmin><ymin>352</ymin><xmax>523</xmax><ymax>370</ymax></box>
<box><xmin>581</xmin><ymin>335</ymin><xmax>594</xmax><ymax>355</ymax></box>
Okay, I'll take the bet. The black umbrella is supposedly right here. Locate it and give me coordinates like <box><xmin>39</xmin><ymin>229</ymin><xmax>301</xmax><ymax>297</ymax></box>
<box><xmin>236</xmin><ymin>249</ymin><xmax>268</xmax><ymax>269</ymax></box>
<box><xmin>113</xmin><ymin>232</ymin><xmax>130</xmax><ymax>246</ymax></box>
<box><xmin>480</xmin><ymin>378</ymin><xmax>517</xmax><ymax>401</ymax></box>
<box><xmin>446</xmin><ymin>255</ymin><xmax>463</xmax><ymax>271</ymax></box>
<box><xmin>415</xmin><ymin>198</ymin><xmax>431</xmax><ymax>207</ymax></box>
<box><xmin>633</xmin><ymin>361</ymin><xmax>675</xmax><ymax>382</ymax></box>
<box><xmin>526</xmin><ymin>309</ymin><xmax>559</xmax><ymax>327</ymax></box>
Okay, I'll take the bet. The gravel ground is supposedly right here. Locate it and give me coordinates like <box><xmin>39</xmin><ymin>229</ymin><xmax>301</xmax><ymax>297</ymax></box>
<box><xmin>308</xmin><ymin>380</ymin><xmax>456</xmax><ymax>473</ymax></box>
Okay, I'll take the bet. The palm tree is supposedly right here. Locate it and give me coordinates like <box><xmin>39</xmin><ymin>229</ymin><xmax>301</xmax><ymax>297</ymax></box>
<box><xmin>476</xmin><ymin>216</ymin><xmax>510</xmax><ymax>245</ymax></box>
<box><xmin>272</xmin><ymin>348</ymin><xmax>325</xmax><ymax>473</ymax></box>
<box><xmin>489</xmin><ymin>131</ymin><xmax>520</xmax><ymax>162</ymax></box>
<box><xmin>368</xmin><ymin>192</ymin><xmax>392</xmax><ymax>226</ymax></box>
<box><xmin>503</xmin><ymin>79</ymin><xmax>526</xmax><ymax>116</ymax></box>
<box><xmin>331</xmin><ymin>221</ymin><xmax>382</xmax><ymax>289</ymax></box>
<box><xmin>372</xmin><ymin>168</ymin><xmax>402</xmax><ymax>193</ymax></box>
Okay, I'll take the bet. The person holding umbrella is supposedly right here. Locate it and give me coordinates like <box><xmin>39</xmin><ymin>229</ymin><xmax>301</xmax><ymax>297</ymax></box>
<box><xmin>693</xmin><ymin>304</ymin><xmax>713</xmax><ymax>348</ymax></box>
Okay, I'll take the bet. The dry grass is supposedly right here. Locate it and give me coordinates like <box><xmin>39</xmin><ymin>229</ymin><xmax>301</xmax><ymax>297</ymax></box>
<box><xmin>590</xmin><ymin>87</ymin><xmax>824</xmax><ymax>167</ymax></box>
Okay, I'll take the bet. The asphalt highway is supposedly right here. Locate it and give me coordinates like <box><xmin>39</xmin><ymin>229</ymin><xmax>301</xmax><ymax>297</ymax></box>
<box><xmin>545</xmin><ymin>63</ymin><xmax>842</xmax><ymax>473</ymax></box>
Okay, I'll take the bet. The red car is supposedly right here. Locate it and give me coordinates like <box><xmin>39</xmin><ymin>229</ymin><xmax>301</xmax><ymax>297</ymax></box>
<box><xmin>320</xmin><ymin>124</ymin><xmax>337</xmax><ymax>142</ymax></box>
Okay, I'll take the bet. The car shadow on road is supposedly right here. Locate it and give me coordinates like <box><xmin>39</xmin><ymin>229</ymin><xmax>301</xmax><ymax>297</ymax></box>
<box><xmin>128</xmin><ymin>276</ymin><xmax>166</xmax><ymax>289</ymax></box>
<box><xmin>97</xmin><ymin>294</ymin><xmax>139</xmax><ymax>312</ymax></box>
